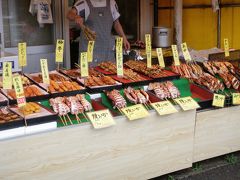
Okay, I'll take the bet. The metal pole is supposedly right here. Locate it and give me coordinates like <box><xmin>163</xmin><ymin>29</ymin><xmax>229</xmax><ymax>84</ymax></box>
<box><xmin>217</xmin><ymin>0</ymin><xmax>221</xmax><ymax>48</ymax></box>
<box><xmin>153</xmin><ymin>0</ymin><xmax>158</xmax><ymax>27</ymax></box>
<box><xmin>174</xmin><ymin>0</ymin><xmax>183</xmax><ymax>46</ymax></box>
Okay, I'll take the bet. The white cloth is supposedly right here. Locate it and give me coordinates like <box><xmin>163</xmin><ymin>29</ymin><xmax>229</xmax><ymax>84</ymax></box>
<box><xmin>74</xmin><ymin>0</ymin><xmax>120</xmax><ymax>21</ymax></box>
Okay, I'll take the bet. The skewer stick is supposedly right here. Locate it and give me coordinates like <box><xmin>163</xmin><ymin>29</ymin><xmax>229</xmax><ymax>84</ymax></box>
<box><xmin>75</xmin><ymin>114</ymin><xmax>80</xmax><ymax>123</ymax></box>
<box><xmin>59</xmin><ymin>116</ymin><xmax>66</xmax><ymax>126</ymax></box>
<box><xmin>66</xmin><ymin>114</ymin><xmax>73</xmax><ymax>125</ymax></box>
<box><xmin>82</xmin><ymin>112</ymin><xmax>89</xmax><ymax>122</ymax></box>
<box><xmin>143</xmin><ymin>103</ymin><xmax>149</xmax><ymax>110</ymax></box>
<box><xmin>63</xmin><ymin>116</ymin><xmax>68</xmax><ymax>125</ymax></box>
<box><xmin>117</xmin><ymin>107</ymin><xmax>124</xmax><ymax>115</ymax></box>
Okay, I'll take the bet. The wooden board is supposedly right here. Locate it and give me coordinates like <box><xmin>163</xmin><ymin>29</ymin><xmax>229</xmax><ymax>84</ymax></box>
<box><xmin>0</xmin><ymin>109</ymin><xmax>196</xmax><ymax>179</ymax></box>
<box><xmin>194</xmin><ymin>106</ymin><xmax>240</xmax><ymax>162</ymax></box>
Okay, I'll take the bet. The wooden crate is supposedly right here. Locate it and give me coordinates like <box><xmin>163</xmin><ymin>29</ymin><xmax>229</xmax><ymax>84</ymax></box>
<box><xmin>0</xmin><ymin>109</ymin><xmax>196</xmax><ymax>179</ymax></box>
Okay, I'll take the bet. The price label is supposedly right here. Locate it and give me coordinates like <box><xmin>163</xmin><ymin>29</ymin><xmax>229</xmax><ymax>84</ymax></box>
<box><xmin>212</xmin><ymin>94</ymin><xmax>225</xmax><ymax>108</ymax></box>
<box><xmin>116</xmin><ymin>37</ymin><xmax>123</xmax><ymax>76</ymax></box>
<box><xmin>3</xmin><ymin>62</ymin><xmax>13</xmax><ymax>89</ymax></box>
<box><xmin>232</xmin><ymin>93</ymin><xmax>240</xmax><ymax>105</ymax></box>
<box><xmin>87</xmin><ymin>41</ymin><xmax>95</xmax><ymax>62</ymax></box>
<box><xmin>156</xmin><ymin>48</ymin><xmax>165</xmax><ymax>68</ymax></box>
<box><xmin>175</xmin><ymin>96</ymin><xmax>200</xmax><ymax>111</ymax></box>
<box><xmin>122</xmin><ymin>104</ymin><xmax>149</xmax><ymax>121</ymax></box>
<box><xmin>145</xmin><ymin>34</ymin><xmax>152</xmax><ymax>68</ymax></box>
<box><xmin>224</xmin><ymin>38</ymin><xmax>230</xmax><ymax>57</ymax></box>
<box><xmin>86</xmin><ymin>109</ymin><xmax>116</xmax><ymax>129</ymax></box>
<box><xmin>80</xmin><ymin>52</ymin><xmax>89</xmax><ymax>77</ymax></box>
<box><xmin>181</xmin><ymin>42</ymin><xmax>192</xmax><ymax>61</ymax></box>
<box><xmin>18</xmin><ymin>42</ymin><xmax>27</xmax><ymax>67</ymax></box>
<box><xmin>55</xmin><ymin>39</ymin><xmax>64</xmax><ymax>62</ymax></box>
<box><xmin>171</xmin><ymin>45</ymin><xmax>180</xmax><ymax>66</ymax></box>
<box><xmin>13</xmin><ymin>75</ymin><xmax>26</xmax><ymax>107</ymax></box>
<box><xmin>40</xmin><ymin>59</ymin><xmax>50</xmax><ymax>84</ymax></box>
<box><xmin>151</xmin><ymin>101</ymin><xmax>178</xmax><ymax>115</ymax></box>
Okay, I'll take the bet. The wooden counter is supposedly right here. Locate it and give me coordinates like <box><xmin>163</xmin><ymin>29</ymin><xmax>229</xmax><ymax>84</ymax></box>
<box><xmin>193</xmin><ymin>106</ymin><xmax>240</xmax><ymax>162</ymax></box>
<box><xmin>0</xmin><ymin>109</ymin><xmax>196</xmax><ymax>180</ymax></box>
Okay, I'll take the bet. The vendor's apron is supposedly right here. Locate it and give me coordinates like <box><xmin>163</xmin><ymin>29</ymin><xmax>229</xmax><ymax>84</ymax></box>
<box><xmin>79</xmin><ymin>0</ymin><xmax>115</xmax><ymax>67</ymax></box>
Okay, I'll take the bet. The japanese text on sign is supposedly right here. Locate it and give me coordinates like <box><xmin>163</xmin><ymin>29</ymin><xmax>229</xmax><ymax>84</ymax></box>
<box><xmin>151</xmin><ymin>101</ymin><xmax>178</xmax><ymax>115</ymax></box>
<box><xmin>55</xmin><ymin>39</ymin><xmax>64</xmax><ymax>63</ymax></box>
<box><xmin>175</xmin><ymin>96</ymin><xmax>200</xmax><ymax>111</ymax></box>
<box><xmin>171</xmin><ymin>45</ymin><xmax>180</xmax><ymax>66</ymax></box>
<box><xmin>224</xmin><ymin>38</ymin><xmax>230</xmax><ymax>57</ymax></box>
<box><xmin>40</xmin><ymin>59</ymin><xmax>50</xmax><ymax>84</ymax></box>
<box><xmin>18</xmin><ymin>42</ymin><xmax>27</xmax><ymax>67</ymax></box>
<box><xmin>145</xmin><ymin>34</ymin><xmax>152</xmax><ymax>68</ymax></box>
<box><xmin>156</xmin><ymin>48</ymin><xmax>165</xmax><ymax>68</ymax></box>
<box><xmin>122</xmin><ymin>104</ymin><xmax>149</xmax><ymax>121</ymax></box>
<box><xmin>80</xmin><ymin>52</ymin><xmax>89</xmax><ymax>77</ymax></box>
<box><xmin>232</xmin><ymin>93</ymin><xmax>240</xmax><ymax>105</ymax></box>
<box><xmin>181</xmin><ymin>42</ymin><xmax>192</xmax><ymax>61</ymax></box>
<box><xmin>3</xmin><ymin>62</ymin><xmax>13</xmax><ymax>89</ymax></box>
<box><xmin>13</xmin><ymin>75</ymin><xmax>26</xmax><ymax>107</ymax></box>
<box><xmin>86</xmin><ymin>109</ymin><xmax>116</xmax><ymax>129</ymax></box>
<box><xmin>212</xmin><ymin>94</ymin><xmax>225</xmax><ymax>108</ymax></box>
<box><xmin>87</xmin><ymin>41</ymin><xmax>95</xmax><ymax>62</ymax></box>
<box><xmin>116</xmin><ymin>37</ymin><xmax>123</xmax><ymax>76</ymax></box>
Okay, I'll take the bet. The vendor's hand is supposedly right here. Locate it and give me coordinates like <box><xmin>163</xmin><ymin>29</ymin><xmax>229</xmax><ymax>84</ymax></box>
<box><xmin>123</xmin><ymin>38</ymin><xmax>130</xmax><ymax>50</ymax></box>
<box><xmin>75</xmin><ymin>15</ymin><xmax>83</xmax><ymax>27</ymax></box>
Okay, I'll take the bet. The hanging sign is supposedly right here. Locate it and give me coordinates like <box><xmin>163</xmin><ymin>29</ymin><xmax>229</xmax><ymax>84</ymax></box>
<box><xmin>151</xmin><ymin>100</ymin><xmax>178</xmax><ymax>115</ymax></box>
<box><xmin>145</xmin><ymin>34</ymin><xmax>152</xmax><ymax>68</ymax></box>
<box><xmin>55</xmin><ymin>39</ymin><xmax>64</xmax><ymax>63</ymax></box>
<box><xmin>171</xmin><ymin>45</ymin><xmax>180</xmax><ymax>66</ymax></box>
<box><xmin>80</xmin><ymin>52</ymin><xmax>89</xmax><ymax>77</ymax></box>
<box><xmin>212</xmin><ymin>94</ymin><xmax>225</xmax><ymax>108</ymax></box>
<box><xmin>224</xmin><ymin>38</ymin><xmax>230</xmax><ymax>57</ymax></box>
<box><xmin>13</xmin><ymin>75</ymin><xmax>26</xmax><ymax>107</ymax></box>
<box><xmin>232</xmin><ymin>93</ymin><xmax>240</xmax><ymax>105</ymax></box>
<box><xmin>116</xmin><ymin>37</ymin><xmax>123</xmax><ymax>76</ymax></box>
<box><xmin>122</xmin><ymin>104</ymin><xmax>149</xmax><ymax>121</ymax></box>
<box><xmin>181</xmin><ymin>42</ymin><xmax>192</xmax><ymax>61</ymax></box>
<box><xmin>175</xmin><ymin>96</ymin><xmax>200</xmax><ymax>111</ymax></box>
<box><xmin>86</xmin><ymin>109</ymin><xmax>116</xmax><ymax>129</ymax></box>
<box><xmin>18</xmin><ymin>42</ymin><xmax>27</xmax><ymax>67</ymax></box>
<box><xmin>87</xmin><ymin>41</ymin><xmax>95</xmax><ymax>62</ymax></box>
<box><xmin>40</xmin><ymin>59</ymin><xmax>50</xmax><ymax>84</ymax></box>
<box><xmin>2</xmin><ymin>62</ymin><xmax>13</xmax><ymax>89</ymax></box>
<box><xmin>156</xmin><ymin>48</ymin><xmax>165</xmax><ymax>68</ymax></box>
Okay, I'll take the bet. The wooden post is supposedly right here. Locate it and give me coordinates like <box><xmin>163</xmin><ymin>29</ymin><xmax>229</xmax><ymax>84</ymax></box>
<box><xmin>174</xmin><ymin>0</ymin><xmax>183</xmax><ymax>46</ymax></box>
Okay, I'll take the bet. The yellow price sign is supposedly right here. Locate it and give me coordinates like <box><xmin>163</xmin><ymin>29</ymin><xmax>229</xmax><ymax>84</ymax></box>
<box><xmin>224</xmin><ymin>38</ymin><xmax>230</xmax><ymax>57</ymax></box>
<box><xmin>3</xmin><ymin>62</ymin><xmax>13</xmax><ymax>89</ymax></box>
<box><xmin>145</xmin><ymin>34</ymin><xmax>152</xmax><ymax>68</ymax></box>
<box><xmin>18</xmin><ymin>42</ymin><xmax>27</xmax><ymax>67</ymax></box>
<box><xmin>86</xmin><ymin>109</ymin><xmax>116</xmax><ymax>129</ymax></box>
<box><xmin>212</xmin><ymin>94</ymin><xmax>225</xmax><ymax>108</ymax></box>
<box><xmin>80</xmin><ymin>52</ymin><xmax>89</xmax><ymax>77</ymax></box>
<box><xmin>13</xmin><ymin>75</ymin><xmax>26</xmax><ymax>107</ymax></box>
<box><xmin>87</xmin><ymin>41</ymin><xmax>95</xmax><ymax>62</ymax></box>
<box><xmin>40</xmin><ymin>59</ymin><xmax>50</xmax><ymax>84</ymax></box>
<box><xmin>55</xmin><ymin>39</ymin><xmax>64</xmax><ymax>63</ymax></box>
<box><xmin>171</xmin><ymin>45</ymin><xmax>180</xmax><ymax>66</ymax></box>
<box><xmin>122</xmin><ymin>104</ymin><xmax>149</xmax><ymax>121</ymax></box>
<box><xmin>181</xmin><ymin>42</ymin><xmax>192</xmax><ymax>61</ymax></box>
<box><xmin>151</xmin><ymin>101</ymin><xmax>178</xmax><ymax>115</ymax></box>
<box><xmin>156</xmin><ymin>48</ymin><xmax>165</xmax><ymax>68</ymax></box>
<box><xmin>175</xmin><ymin>96</ymin><xmax>200</xmax><ymax>111</ymax></box>
<box><xmin>116</xmin><ymin>37</ymin><xmax>123</xmax><ymax>76</ymax></box>
<box><xmin>232</xmin><ymin>93</ymin><xmax>240</xmax><ymax>105</ymax></box>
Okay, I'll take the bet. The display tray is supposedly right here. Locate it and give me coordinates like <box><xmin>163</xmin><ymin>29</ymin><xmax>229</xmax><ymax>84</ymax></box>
<box><xmin>0</xmin><ymin>107</ymin><xmax>24</xmax><ymax>131</ymax></box>
<box><xmin>10</xmin><ymin>103</ymin><xmax>58</xmax><ymax>126</ymax></box>
<box><xmin>58</xmin><ymin>69</ymin><xmax>79</xmax><ymax>80</ymax></box>
<box><xmin>1</xmin><ymin>85</ymin><xmax>50</xmax><ymax>105</ymax></box>
<box><xmin>94</xmin><ymin>66</ymin><xmax>115</xmax><ymax>75</ymax></box>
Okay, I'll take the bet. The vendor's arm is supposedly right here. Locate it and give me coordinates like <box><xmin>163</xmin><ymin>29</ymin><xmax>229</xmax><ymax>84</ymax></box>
<box><xmin>67</xmin><ymin>6</ymin><xmax>84</xmax><ymax>27</ymax></box>
<box><xmin>113</xmin><ymin>20</ymin><xmax>130</xmax><ymax>50</ymax></box>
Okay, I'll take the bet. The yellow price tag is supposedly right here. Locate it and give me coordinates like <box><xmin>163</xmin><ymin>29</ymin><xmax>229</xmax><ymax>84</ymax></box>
<box><xmin>156</xmin><ymin>48</ymin><xmax>165</xmax><ymax>68</ymax></box>
<box><xmin>181</xmin><ymin>42</ymin><xmax>192</xmax><ymax>61</ymax></box>
<box><xmin>13</xmin><ymin>75</ymin><xmax>26</xmax><ymax>107</ymax></box>
<box><xmin>87</xmin><ymin>41</ymin><xmax>95</xmax><ymax>62</ymax></box>
<box><xmin>40</xmin><ymin>59</ymin><xmax>50</xmax><ymax>84</ymax></box>
<box><xmin>171</xmin><ymin>45</ymin><xmax>180</xmax><ymax>66</ymax></box>
<box><xmin>86</xmin><ymin>109</ymin><xmax>116</xmax><ymax>129</ymax></box>
<box><xmin>18</xmin><ymin>42</ymin><xmax>27</xmax><ymax>67</ymax></box>
<box><xmin>224</xmin><ymin>38</ymin><xmax>230</xmax><ymax>57</ymax></box>
<box><xmin>80</xmin><ymin>52</ymin><xmax>89</xmax><ymax>77</ymax></box>
<box><xmin>232</xmin><ymin>93</ymin><xmax>240</xmax><ymax>105</ymax></box>
<box><xmin>116</xmin><ymin>37</ymin><xmax>123</xmax><ymax>76</ymax></box>
<box><xmin>122</xmin><ymin>104</ymin><xmax>149</xmax><ymax>121</ymax></box>
<box><xmin>55</xmin><ymin>39</ymin><xmax>64</xmax><ymax>63</ymax></box>
<box><xmin>145</xmin><ymin>34</ymin><xmax>152</xmax><ymax>68</ymax></box>
<box><xmin>3</xmin><ymin>62</ymin><xmax>13</xmax><ymax>89</ymax></box>
<box><xmin>151</xmin><ymin>101</ymin><xmax>178</xmax><ymax>115</ymax></box>
<box><xmin>212</xmin><ymin>94</ymin><xmax>225</xmax><ymax>108</ymax></box>
<box><xmin>175</xmin><ymin>96</ymin><xmax>200</xmax><ymax>111</ymax></box>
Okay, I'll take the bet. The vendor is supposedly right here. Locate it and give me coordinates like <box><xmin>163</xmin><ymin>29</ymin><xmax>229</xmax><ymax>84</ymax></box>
<box><xmin>67</xmin><ymin>0</ymin><xmax>130</xmax><ymax>67</ymax></box>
